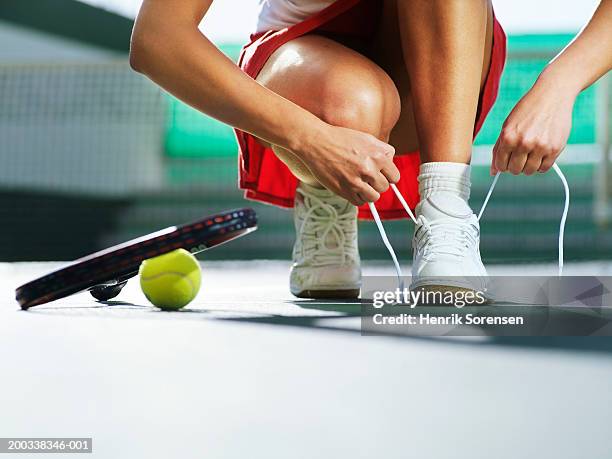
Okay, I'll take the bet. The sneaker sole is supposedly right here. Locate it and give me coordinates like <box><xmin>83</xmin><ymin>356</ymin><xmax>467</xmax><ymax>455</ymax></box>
<box><xmin>292</xmin><ymin>288</ymin><xmax>360</xmax><ymax>300</ymax></box>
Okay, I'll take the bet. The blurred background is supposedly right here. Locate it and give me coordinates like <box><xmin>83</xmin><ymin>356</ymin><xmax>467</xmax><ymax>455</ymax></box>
<box><xmin>0</xmin><ymin>0</ymin><xmax>610</xmax><ymax>263</ymax></box>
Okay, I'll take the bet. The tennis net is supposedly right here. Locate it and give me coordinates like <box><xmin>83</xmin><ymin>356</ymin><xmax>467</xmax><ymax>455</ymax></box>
<box><xmin>0</xmin><ymin>37</ymin><xmax>610</xmax><ymax>262</ymax></box>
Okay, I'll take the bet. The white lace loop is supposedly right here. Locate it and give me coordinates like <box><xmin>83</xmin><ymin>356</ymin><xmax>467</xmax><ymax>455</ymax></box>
<box><xmin>391</xmin><ymin>183</ymin><xmax>417</xmax><ymax>224</ymax></box>
<box><xmin>368</xmin><ymin>202</ymin><xmax>405</xmax><ymax>291</ymax></box>
<box><xmin>477</xmin><ymin>173</ymin><xmax>499</xmax><ymax>221</ymax></box>
<box><xmin>371</xmin><ymin>163</ymin><xmax>570</xmax><ymax>283</ymax></box>
<box><xmin>477</xmin><ymin>163</ymin><xmax>570</xmax><ymax>276</ymax></box>
<box><xmin>554</xmin><ymin>164</ymin><xmax>570</xmax><ymax>276</ymax></box>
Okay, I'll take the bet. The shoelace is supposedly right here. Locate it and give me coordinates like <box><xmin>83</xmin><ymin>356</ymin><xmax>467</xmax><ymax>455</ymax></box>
<box><xmin>415</xmin><ymin>220</ymin><xmax>479</xmax><ymax>259</ymax></box>
<box><xmin>369</xmin><ymin>163</ymin><xmax>570</xmax><ymax>285</ymax></box>
<box><xmin>298</xmin><ymin>190</ymin><xmax>357</xmax><ymax>266</ymax></box>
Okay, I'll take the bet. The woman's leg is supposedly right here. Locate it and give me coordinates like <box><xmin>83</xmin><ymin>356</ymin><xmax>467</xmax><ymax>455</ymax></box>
<box><xmin>254</xmin><ymin>35</ymin><xmax>401</xmax><ymax>298</ymax></box>
<box><xmin>255</xmin><ymin>34</ymin><xmax>401</xmax><ymax>185</ymax></box>
<box><xmin>395</xmin><ymin>0</ymin><xmax>493</xmax><ymax>164</ymax></box>
<box><xmin>371</xmin><ymin>0</ymin><xmax>496</xmax><ymax>293</ymax></box>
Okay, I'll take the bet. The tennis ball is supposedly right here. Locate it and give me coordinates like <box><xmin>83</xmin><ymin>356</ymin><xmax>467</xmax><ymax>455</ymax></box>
<box><xmin>139</xmin><ymin>249</ymin><xmax>201</xmax><ymax>310</ymax></box>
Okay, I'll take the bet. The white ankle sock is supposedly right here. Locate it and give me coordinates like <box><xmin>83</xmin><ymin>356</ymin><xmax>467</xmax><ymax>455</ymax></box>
<box><xmin>418</xmin><ymin>162</ymin><xmax>471</xmax><ymax>201</ymax></box>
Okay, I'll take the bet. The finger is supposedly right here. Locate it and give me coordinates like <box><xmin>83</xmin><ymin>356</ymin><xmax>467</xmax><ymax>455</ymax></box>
<box><xmin>364</xmin><ymin>171</ymin><xmax>390</xmax><ymax>194</ymax></box>
<box><xmin>352</xmin><ymin>194</ymin><xmax>366</xmax><ymax>207</ymax></box>
<box><xmin>378</xmin><ymin>141</ymin><xmax>395</xmax><ymax>158</ymax></box>
<box><xmin>523</xmin><ymin>153</ymin><xmax>543</xmax><ymax>176</ymax></box>
<box><xmin>330</xmin><ymin>183</ymin><xmax>363</xmax><ymax>206</ymax></box>
<box><xmin>494</xmin><ymin>138</ymin><xmax>513</xmax><ymax>173</ymax></box>
<box><xmin>356</xmin><ymin>182</ymin><xmax>381</xmax><ymax>203</ymax></box>
<box><xmin>538</xmin><ymin>156</ymin><xmax>556</xmax><ymax>173</ymax></box>
<box><xmin>507</xmin><ymin>146</ymin><xmax>530</xmax><ymax>175</ymax></box>
<box><xmin>380</xmin><ymin>159</ymin><xmax>401</xmax><ymax>184</ymax></box>
<box><xmin>491</xmin><ymin>137</ymin><xmax>501</xmax><ymax>175</ymax></box>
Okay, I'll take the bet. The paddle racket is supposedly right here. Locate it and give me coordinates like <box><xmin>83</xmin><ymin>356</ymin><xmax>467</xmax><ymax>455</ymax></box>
<box><xmin>16</xmin><ymin>208</ymin><xmax>257</xmax><ymax>310</ymax></box>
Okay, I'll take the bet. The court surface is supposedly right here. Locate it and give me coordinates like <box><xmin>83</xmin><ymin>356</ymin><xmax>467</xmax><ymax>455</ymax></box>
<box><xmin>1</xmin><ymin>260</ymin><xmax>612</xmax><ymax>459</ymax></box>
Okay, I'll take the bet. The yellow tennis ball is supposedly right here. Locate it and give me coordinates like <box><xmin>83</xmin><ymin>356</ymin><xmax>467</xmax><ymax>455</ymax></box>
<box><xmin>139</xmin><ymin>249</ymin><xmax>201</xmax><ymax>310</ymax></box>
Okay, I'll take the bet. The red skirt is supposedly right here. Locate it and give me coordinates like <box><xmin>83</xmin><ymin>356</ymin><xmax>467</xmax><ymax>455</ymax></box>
<box><xmin>235</xmin><ymin>0</ymin><xmax>507</xmax><ymax>220</ymax></box>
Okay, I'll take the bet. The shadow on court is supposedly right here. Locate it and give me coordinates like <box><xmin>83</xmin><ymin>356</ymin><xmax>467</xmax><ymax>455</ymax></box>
<box><xmin>222</xmin><ymin>299</ymin><xmax>612</xmax><ymax>355</ymax></box>
<box><xmin>22</xmin><ymin>297</ymin><xmax>612</xmax><ymax>355</ymax></box>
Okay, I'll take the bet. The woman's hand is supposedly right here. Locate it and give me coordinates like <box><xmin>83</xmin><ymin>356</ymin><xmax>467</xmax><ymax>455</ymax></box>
<box><xmin>491</xmin><ymin>0</ymin><xmax>612</xmax><ymax>176</ymax></box>
<box><xmin>492</xmin><ymin>77</ymin><xmax>576</xmax><ymax>176</ymax></box>
<box><xmin>296</xmin><ymin>124</ymin><xmax>400</xmax><ymax>206</ymax></box>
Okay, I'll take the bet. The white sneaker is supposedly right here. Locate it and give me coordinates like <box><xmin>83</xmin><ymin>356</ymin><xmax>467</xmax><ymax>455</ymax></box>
<box><xmin>290</xmin><ymin>183</ymin><xmax>361</xmax><ymax>298</ymax></box>
<box><xmin>411</xmin><ymin>192</ymin><xmax>488</xmax><ymax>293</ymax></box>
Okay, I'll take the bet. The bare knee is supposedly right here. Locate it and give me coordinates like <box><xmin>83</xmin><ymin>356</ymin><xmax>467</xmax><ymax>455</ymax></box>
<box><xmin>258</xmin><ymin>36</ymin><xmax>401</xmax><ymax>140</ymax></box>
<box><xmin>318</xmin><ymin>64</ymin><xmax>401</xmax><ymax>139</ymax></box>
